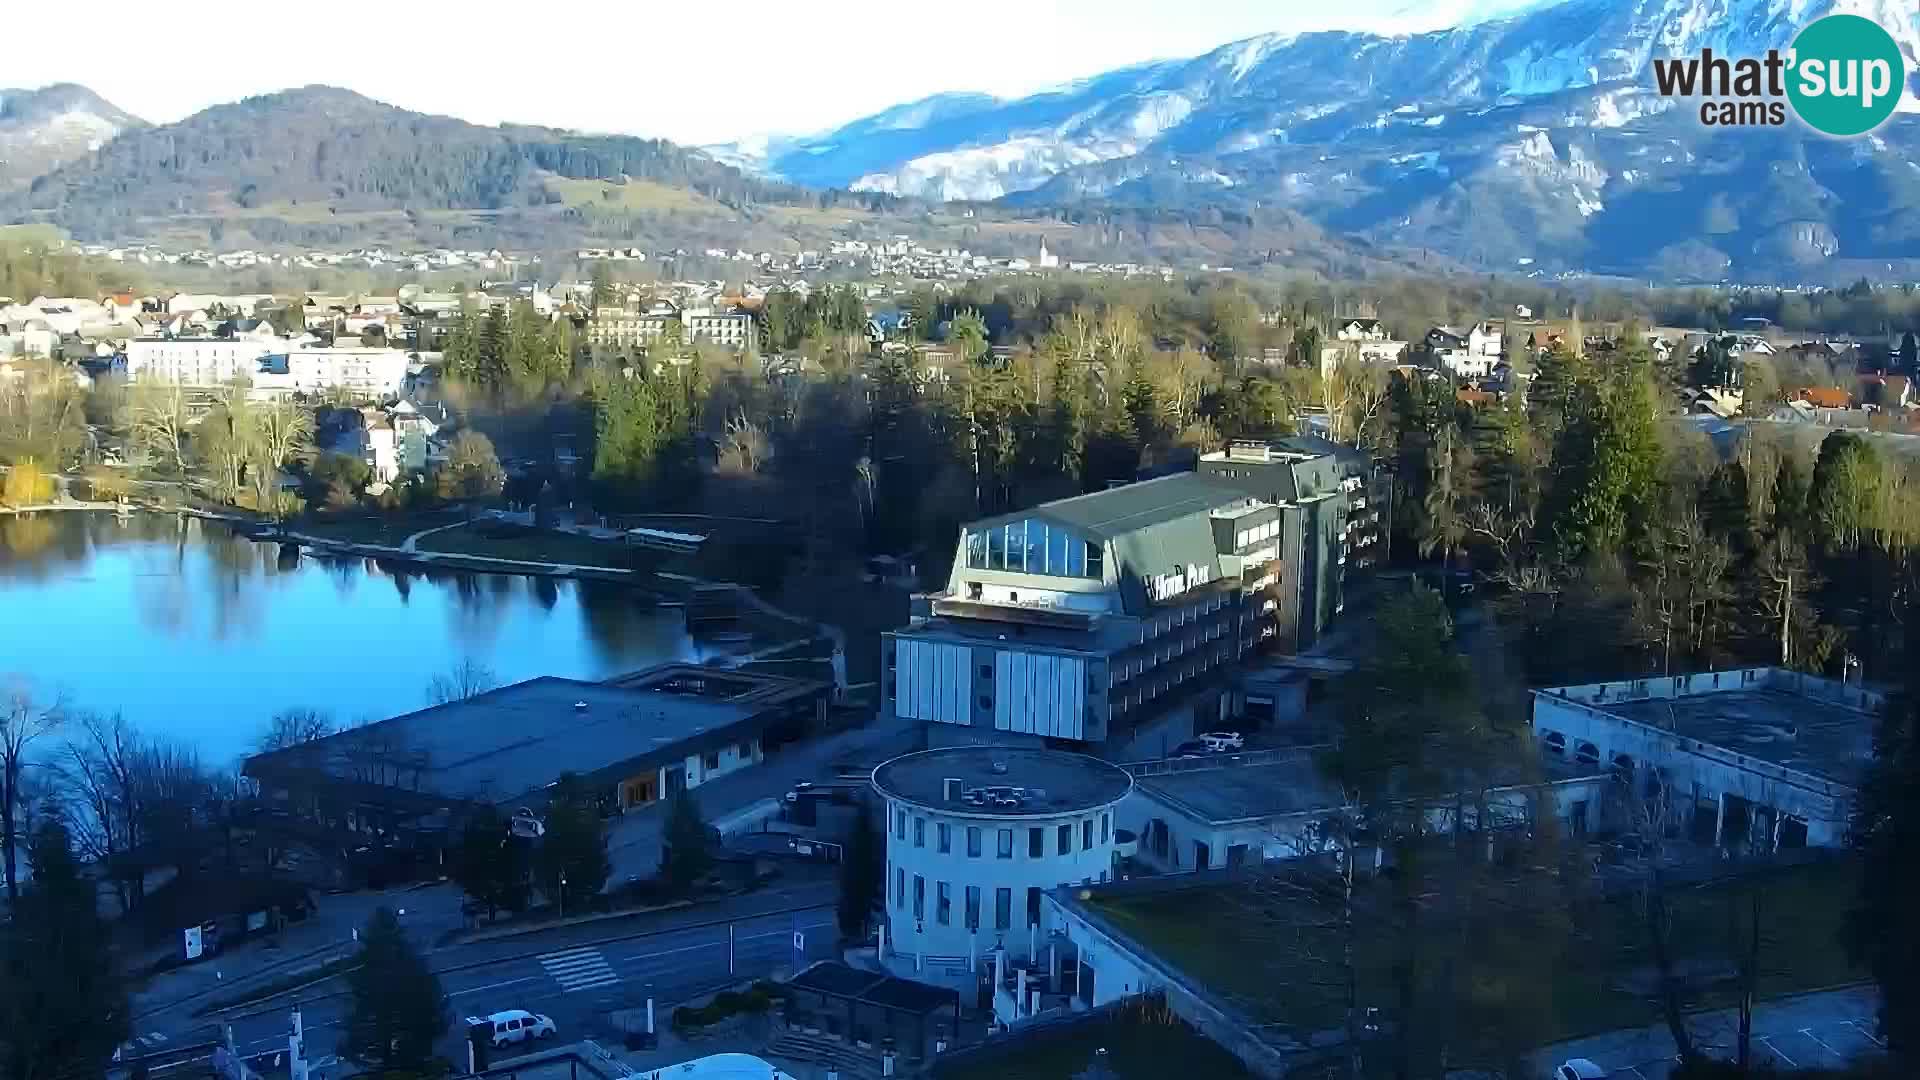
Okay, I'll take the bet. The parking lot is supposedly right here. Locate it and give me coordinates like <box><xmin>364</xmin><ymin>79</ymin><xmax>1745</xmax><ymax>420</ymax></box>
<box><xmin>1540</xmin><ymin>984</ymin><xmax>1883</xmax><ymax>1078</ymax></box>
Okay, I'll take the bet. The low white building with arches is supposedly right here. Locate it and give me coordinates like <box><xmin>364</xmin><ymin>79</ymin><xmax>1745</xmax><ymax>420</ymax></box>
<box><xmin>1530</xmin><ymin>667</ymin><xmax>1881</xmax><ymax>851</ymax></box>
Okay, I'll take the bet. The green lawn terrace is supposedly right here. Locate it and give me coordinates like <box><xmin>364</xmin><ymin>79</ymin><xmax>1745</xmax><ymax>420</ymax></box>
<box><xmin>933</xmin><ymin>997</ymin><xmax>1254</xmax><ymax>1080</ymax></box>
<box><xmin>1068</xmin><ymin>855</ymin><xmax>1862</xmax><ymax>1065</ymax></box>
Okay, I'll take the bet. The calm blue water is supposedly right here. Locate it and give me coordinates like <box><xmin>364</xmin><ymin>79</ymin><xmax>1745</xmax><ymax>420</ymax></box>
<box><xmin>0</xmin><ymin>512</ymin><xmax>708</xmax><ymax>768</ymax></box>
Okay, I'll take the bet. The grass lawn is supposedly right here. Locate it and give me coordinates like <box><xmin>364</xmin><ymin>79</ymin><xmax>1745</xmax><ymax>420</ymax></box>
<box><xmin>415</xmin><ymin>523</ymin><xmax>643</xmax><ymax>569</ymax></box>
<box><xmin>1086</xmin><ymin>859</ymin><xmax>1862</xmax><ymax>1046</ymax></box>
<box><xmin>295</xmin><ymin>511</ymin><xmax>461</xmax><ymax>546</ymax></box>
<box><xmin>935</xmin><ymin>1002</ymin><xmax>1252</xmax><ymax>1080</ymax></box>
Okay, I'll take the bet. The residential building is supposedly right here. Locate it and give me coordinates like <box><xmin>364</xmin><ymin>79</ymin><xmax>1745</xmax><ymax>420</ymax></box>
<box><xmin>1530</xmin><ymin>667</ymin><xmax>1884</xmax><ymax>851</ymax></box>
<box><xmin>1425</xmin><ymin>322</ymin><xmax>1502</xmax><ymax>379</ymax></box>
<box><xmin>882</xmin><ymin>474</ymin><xmax>1285</xmax><ymax>757</ymax></box>
<box><xmin>126</xmin><ymin>335</ymin><xmax>282</xmax><ymax>385</ymax></box>
<box><xmin>258</xmin><ymin>345</ymin><xmax>410</xmax><ymax>399</ymax></box>
<box><xmin>1333</xmin><ymin>318</ymin><xmax>1387</xmax><ymax>342</ymax></box>
<box><xmin>874</xmin><ymin>746</ymin><xmax>1132</xmax><ymax>977</ymax></box>
<box><xmin>243</xmin><ymin>664</ymin><xmax>831</xmax><ymax>837</ymax></box>
<box><xmin>586</xmin><ymin>298</ymin><xmax>759</xmax><ymax>354</ymax></box>
<box><xmin>1196</xmin><ymin>438</ymin><xmax>1385</xmax><ymax>650</ymax></box>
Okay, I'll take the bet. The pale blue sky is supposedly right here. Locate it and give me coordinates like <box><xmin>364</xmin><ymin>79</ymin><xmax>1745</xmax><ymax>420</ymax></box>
<box><xmin>8</xmin><ymin>0</ymin><xmax>1544</xmax><ymax>145</ymax></box>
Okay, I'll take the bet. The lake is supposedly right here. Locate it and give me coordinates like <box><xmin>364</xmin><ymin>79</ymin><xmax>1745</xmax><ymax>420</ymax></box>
<box><xmin>0</xmin><ymin>512</ymin><xmax>714</xmax><ymax>769</ymax></box>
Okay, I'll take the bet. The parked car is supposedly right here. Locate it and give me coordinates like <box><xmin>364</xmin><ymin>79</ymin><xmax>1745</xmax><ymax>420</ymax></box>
<box><xmin>509</xmin><ymin>808</ymin><xmax>545</xmax><ymax>839</ymax></box>
<box><xmin>467</xmin><ymin>1009</ymin><xmax>556</xmax><ymax>1048</ymax></box>
<box><xmin>1199</xmin><ymin>731</ymin><xmax>1245</xmax><ymax>751</ymax></box>
<box><xmin>1555</xmin><ymin>1060</ymin><xmax>1607</xmax><ymax>1080</ymax></box>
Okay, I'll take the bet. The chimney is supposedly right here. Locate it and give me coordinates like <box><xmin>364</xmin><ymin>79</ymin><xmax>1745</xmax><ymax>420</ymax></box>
<box><xmin>943</xmin><ymin>778</ymin><xmax>963</xmax><ymax>802</ymax></box>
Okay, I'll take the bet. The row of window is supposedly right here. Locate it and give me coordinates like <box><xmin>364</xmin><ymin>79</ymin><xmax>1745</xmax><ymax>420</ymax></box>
<box><xmin>1233</xmin><ymin>519</ymin><xmax>1280</xmax><ymax>549</ymax></box>
<box><xmin>894</xmin><ymin>808</ymin><xmax>1111</xmax><ymax>857</ymax></box>
<box><xmin>888</xmin><ymin>869</ymin><xmax>1110</xmax><ymax>929</ymax></box>
<box><xmin>962</xmin><ymin>519</ymin><xmax>1104</xmax><ymax>579</ymax></box>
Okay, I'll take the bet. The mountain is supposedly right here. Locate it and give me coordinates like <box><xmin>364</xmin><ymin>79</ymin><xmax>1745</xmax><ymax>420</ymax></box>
<box><xmin>0</xmin><ymin>84</ymin><xmax>142</xmax><ymax>192</ymax></box>
<box><xmin>729</xmin><ymin>0</ymin><xmax>1920</xmax><ymax>281</ymax></box>
<box><xmin>0</xmin><ymin>85</ymin><xmax>1402</xmax><ymax>275</ymax></box>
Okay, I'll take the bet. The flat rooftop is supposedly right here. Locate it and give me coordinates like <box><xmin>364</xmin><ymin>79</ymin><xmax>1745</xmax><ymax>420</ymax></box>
<box><xmin>1132</xmin><ymin>753</ymin><xmax>1339</xmax><ymax>823</ymax></box>
<box><xmin>872</xmin><ymin>747</ymin><xmax>1133</xmax><ymax>817</ymax></box>
<box><xmin>1134</xmin><ymin>750</ymin><xmax>1607</xmax><ymax>824</ymax></box>
<box><xmin>1604</xmin><ymin>689</ymin><xmax>1873</xmax><ymax>785</ymax></box>
<box><xmin>246</xmin><ymin>676</ymin><xmax>759</xmax><ymax>804</ymax></box>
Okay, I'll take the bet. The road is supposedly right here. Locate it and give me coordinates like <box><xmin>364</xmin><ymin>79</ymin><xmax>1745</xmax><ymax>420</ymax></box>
<box><xmin>184</xmin><ymin>899</ymin><xmax>839</xmax><ymax>1067</ymax></box>
<box><xmin>1535</xmin><ymin>984</ymin><xmax>1884</xmax><ymax>1078</ymax></box>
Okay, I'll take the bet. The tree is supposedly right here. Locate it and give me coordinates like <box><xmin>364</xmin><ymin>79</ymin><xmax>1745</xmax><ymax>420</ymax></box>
<box><xmin>259</xmin><ymin>707</ymin><xmax>334</xmax><ymax>752</ymax></box>
<box><xmin>252</xmin><ymin>400</ymin><xmax>313</xmax><ymax>515</ymax></box>
<box><xmin>0</xmin><ymin>682</ymin><xmax>60</xmax><ymax>906</ymax></box>
<box><xmin>200</xmin><ymin>384</ymin><xmax>260</xmax><ymax>506</ymax></box>
<box><xmin>339</xmin><ymin>907</ymin><xmax>449</xmax><ymax>1074</ymax></box>
<box><xmin>535</xmin><ymin>773</ymin><xmax>609</xmax><ymax>911</ymax></box>
<box><xmin>1848</xmin><ymin>610</ymin><xmax>1920</xmax><ymax>1071</ymax></box>
<box><xmin>1809</xmin><ymin>431</ymin><xmax>1884</xmax><ymax>552</ymax></box>
<box><xmin>0</xmin><ymin>820</ymin><xmax>129</xmax><ymax>1080</ymax></box>
<box><xmin>1548</xmin><ymin>369</ymin><xmax>1663</xmax><ymax>561</ymax></box>
<box><xmin>660</xmin><ymin>787</ymin><xmax>713</xmax><ymax>894</ymax></box>
<box><xmin>425</xmin><ymin>659</ymin><xmax>498</xmax><ymax>705</ymax></box>
<box><xmin>126</xmin><ymin>381</ymin><xmax>191</xmax><ymax>478</ymax></box>
<box><xmin>451</xmin><ymin>807</ymin><xmax>529</xmax><ymax>921</ymax></box>
<box><xmin>948</xmin><ymin>308</ymin><xmax>989</xmax><ymax>366</ymax></box>
<box><xmin>0</xmin><ymin>460</ymin><xmax>53</xmax><ymax>507</ymax></box>
<box><xmin>837</xmin><ymin>802</ymin><xmax>883</xmax><ymax>939</ymax></box>
<box><xmin>434</xmin><ymin>430</ymin><xmax>505</xmax><ymax>512</ymax></box>
<box><xmin>589</xmin><ymin>262</ymin><xmax>616</xmax><ymax>313</ymax></box>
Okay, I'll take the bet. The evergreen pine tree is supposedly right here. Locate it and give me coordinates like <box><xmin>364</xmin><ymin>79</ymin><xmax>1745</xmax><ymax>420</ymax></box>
<box><xmin>837</xmin><ymin>803</ymin><xmax>884</xmax><ymax>939</ymax></box>
<box><xmin>339</xmin><ymin>907</ymin><xmax>449</xmax><ymax>1073</ymax></box>
<box><xmin>0</xmin><ymin>821</ymin><xmax>129</xmax><ymax>1080</ymax></box>
<box><xmin>1847</xmin><ymin>607</ymin><xmax>1920</xmax><ymax>1069</ymax></box>
<box><xmin>660</xmin><ymin>788</ymin><xmax>713</xmax><ymax>894</ymax></box>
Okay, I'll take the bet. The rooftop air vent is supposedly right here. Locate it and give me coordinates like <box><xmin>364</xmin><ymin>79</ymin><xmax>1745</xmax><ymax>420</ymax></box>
<box><xmin>574</xmin><ymin>701</ymin><xmax>589</xmax><ymax>711</ymax></box>
<box><xmin>943</xmin><ymin>778</ymin><xmax>963</xmax><ymax>802</ymax></box>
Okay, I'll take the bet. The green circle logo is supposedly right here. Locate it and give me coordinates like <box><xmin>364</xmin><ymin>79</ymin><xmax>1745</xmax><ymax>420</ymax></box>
<box><xmin>1787</xmin><ymin>14</ymin><xmax>1907</xmax><ymax>137</ymax></box>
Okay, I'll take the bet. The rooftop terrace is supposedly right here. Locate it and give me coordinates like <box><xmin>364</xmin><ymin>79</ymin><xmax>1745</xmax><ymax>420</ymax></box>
<box><xmin>872</xmin><ymin>747</ymin><xmax>1134</xmax><ymax>817</ymax></box>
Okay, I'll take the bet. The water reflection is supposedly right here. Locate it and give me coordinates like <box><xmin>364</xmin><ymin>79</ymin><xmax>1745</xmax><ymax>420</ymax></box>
<box><xmin>0</xmin><ymin>512</ymin><xmax>706</xmax><ymax>767</ymax></box>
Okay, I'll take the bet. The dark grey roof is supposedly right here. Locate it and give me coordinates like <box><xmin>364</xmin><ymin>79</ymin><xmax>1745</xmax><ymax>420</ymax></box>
<box><xmin>245</xmin><ymin>676</ymin><xmax>760</xmax><ymax>805</ymax></box>
<box><xmin>972</xmin><ymin>473</ymin><xmax>1250</xmax><ymax>542</ymax></box>
<box><xmin>872</xmin><ymin>747</ymin><xmax>1133</xmax><ymax>817</ymax></box>
<box><xmin>1601</xmin><ymin>690</ymin><xmax>1873</xmax><ymax>787</ymax></box>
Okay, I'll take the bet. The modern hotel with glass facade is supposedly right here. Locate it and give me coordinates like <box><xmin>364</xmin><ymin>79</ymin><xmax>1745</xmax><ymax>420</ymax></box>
<box><xmin>881</xmin><ymin>473</ymin><xmax>1284</xmax><ymax>755</ymax></box>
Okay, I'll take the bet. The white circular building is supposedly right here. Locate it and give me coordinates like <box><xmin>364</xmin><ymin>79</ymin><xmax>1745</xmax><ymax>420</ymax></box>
<box><xmin>872</xmin><ymin>746</ymin><xmax>1133</xmax><ymax>968</ymax></box>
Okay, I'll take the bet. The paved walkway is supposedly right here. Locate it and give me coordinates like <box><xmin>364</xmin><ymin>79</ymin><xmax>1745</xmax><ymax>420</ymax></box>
<box><xmin>1534</xmin><ymin>984</ymin><xmax>1884</xmax><ymax>1078</ymax></box>
<box><xmin>400</xmin><ymin>520</ymin><xmax>467</xmax><ymax>552</ymax></box>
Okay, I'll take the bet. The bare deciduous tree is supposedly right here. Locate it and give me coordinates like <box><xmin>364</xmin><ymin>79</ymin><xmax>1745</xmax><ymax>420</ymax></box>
<box><xmin>425</xmin><ymin>659</ymin><xmax>499</xmax><ymax>706</ymax></box>
<box><xmin>0</xmin><ymin>680</ymin><xmax>62</xmax><ymax>904</ymax></box>
<box><xmin>259</xmin><ymin>707</ymin><xmax>336</xmax><ymax>752</ymax></box>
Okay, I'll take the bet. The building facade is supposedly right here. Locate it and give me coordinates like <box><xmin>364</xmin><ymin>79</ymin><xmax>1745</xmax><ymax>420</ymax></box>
<box><xmin>126</xmin><ymin>336</ymin><xmax>277</xmax><ymax>385</ymax></box>
<box><xmin>1530</xmin><ymin>667</ymin><xmax>1882</xmax><ymax>850</ymax></box>
<box><xmin>882</xmin><ymin>474</ymin><xmax>1285</xmax><ymax>755</ymax></box>
<box><xmin>873</xmin><ymin>747</ymin><xmax>1132</xmax><ymax>972</ymax></box>
<box><xmin>586</xmin><ymin>300</ymin><xmax>759</xmax><ymax>354</ymax></box>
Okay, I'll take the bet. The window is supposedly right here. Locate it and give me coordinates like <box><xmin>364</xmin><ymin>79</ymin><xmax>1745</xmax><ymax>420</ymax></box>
<box><xmin>914</xmin><ymin>817</ymin><xmax>926</xmax><ymax>848</ymax></box>
<box><xmin>937</xmin><ymin>823</ymin><xmax>951</xmax><ymax>854</ymax></box>
<box><xmin>895</xmin><ymin>809</ymin><xmax>906</xmax><ymax>839</ymax></box>
<box><xmin>1083</xmin><ymin>819</ymin><xmax>1094</xmax><ymax>850</ymax></box>
<box><xmin>1101</xmin><ymin>813</ymin><xmax>1110</xmax><ymax>844</ymax></box>
<box><xmin>1057</xmin><ymin>823</ymin><xmax>1072</xmax><ymax>855</ymax></box>
<box><xmin>995</xmin><ymin>887</ymin><xmax>1012</xmax><ymax>930</ymax></box>
<box><xmin>703</xmin><ymin>751</ymin><xmax>719</xmax><ymax>771</ymax></box>
<box><xmin>997</xmin><ymin>828</ymin><xmax>1014</xmax><ymax>859</ymax></box>
<box><xmin>965</xmin><ymin>886</ymin><xmax>981</xmax><ymax>929</ymax></box>
<box><xmin>896</xmin><ymin>867</ymin><xmax>905</xmax><ymax>909</ymax></box>
<box><xmin>1029</xmin><ymin>827</ymin><xmax>1044</xmax><ymax>858</ymax></box>
<box><xmin>967</xmin><ymin>827</ymin><xmax>981</xmax><ymax>858</ymax></box>
<box><xmin>913</xmin><ymin>875</ymin><xmax>924</xmax><ymax>920</ymax></box>
<box><xmin>937</xmin><ymin>882</ymin><xmax>951</xmax><ymax>925</ymax></box>
<box><xmin>979</xmin><ymin>695</ymin><xmax>993</xmax><ymax>710</ymax></box>
<box><xmin>979</xmin><ymin>664</ymin><xmax>993</xmax><ymax>678</ymax></box>
<box><xmin>887</xmin><ymin>860</ymin><xmax>893</xmax><ymax>904</ymax></box>
<box><xmin>1027</xmin><ymin>886</ymin><xmax>1042</xmax><ymax>928</ymax></box>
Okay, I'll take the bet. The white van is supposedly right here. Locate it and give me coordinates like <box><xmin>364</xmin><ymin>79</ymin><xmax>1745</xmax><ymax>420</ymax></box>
<box><xmin>1199</xmin><ymin>731</ymin><xmax>1245</xmax><ymax>752</ymax></box>
<box><xmin>466</xmin><ymin>1009</ymin><xmax>556</xmax><ymax>1048</ymax></box>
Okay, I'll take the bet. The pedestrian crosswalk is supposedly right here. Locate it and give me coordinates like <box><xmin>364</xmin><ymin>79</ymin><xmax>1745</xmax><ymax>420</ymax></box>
<box><xmin>538</xmin><ymin>946</ymin><xmax>619</xmax><ymax>992</ymax></box>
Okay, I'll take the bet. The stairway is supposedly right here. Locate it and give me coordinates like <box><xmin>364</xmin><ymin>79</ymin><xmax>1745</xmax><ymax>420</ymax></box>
<box><xmin>763</xmin><ymin>1029</ymin><xmax>889</xmax><ymax>1080</ymax></box>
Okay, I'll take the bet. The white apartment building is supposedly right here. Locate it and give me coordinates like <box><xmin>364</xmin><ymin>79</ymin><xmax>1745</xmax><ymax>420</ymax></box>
<box><xmin>874</xmin><ymin>747</ymin><xmax>1132</xmax><ymax>981</ymax></box>
<box><xmin>126</xmin><ymin>336</ymin><xmax>278</xmax><ymax>385</ymax></box>
<box><xmin>271</xmin><ymin>346</ymin><xmax>410</xmax><ymax>399</ymax></box>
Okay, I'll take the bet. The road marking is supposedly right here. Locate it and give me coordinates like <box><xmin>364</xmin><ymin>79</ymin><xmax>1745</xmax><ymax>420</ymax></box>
<box><xmin>539</xmin><ymin>946</ymin><xmax>619</xmax><ymax>992</ymax></box>
<box><xmin>1847</xmin><ymin>1019</ymin><xmax>1887</xmax><ymax>1048</ymax></box>
<box><xmin>614</xmin><ymin>922</ymin><xmax>836</xmax><ymax>970</ymax></box>
<box><xmin>449</xmin><ymin>975</ymin><xmax>541</xmax><ymax>999</ymax></box>
<box><xmin>1759</xmin><ymin>1036</ymin><xmax>1798</xmax><ymax>1067</ymax></box>
<box><xmin>1801</xmin><ymin>1026</ymin><xmax>1843</xmax><ymax>1063</ymax></box>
